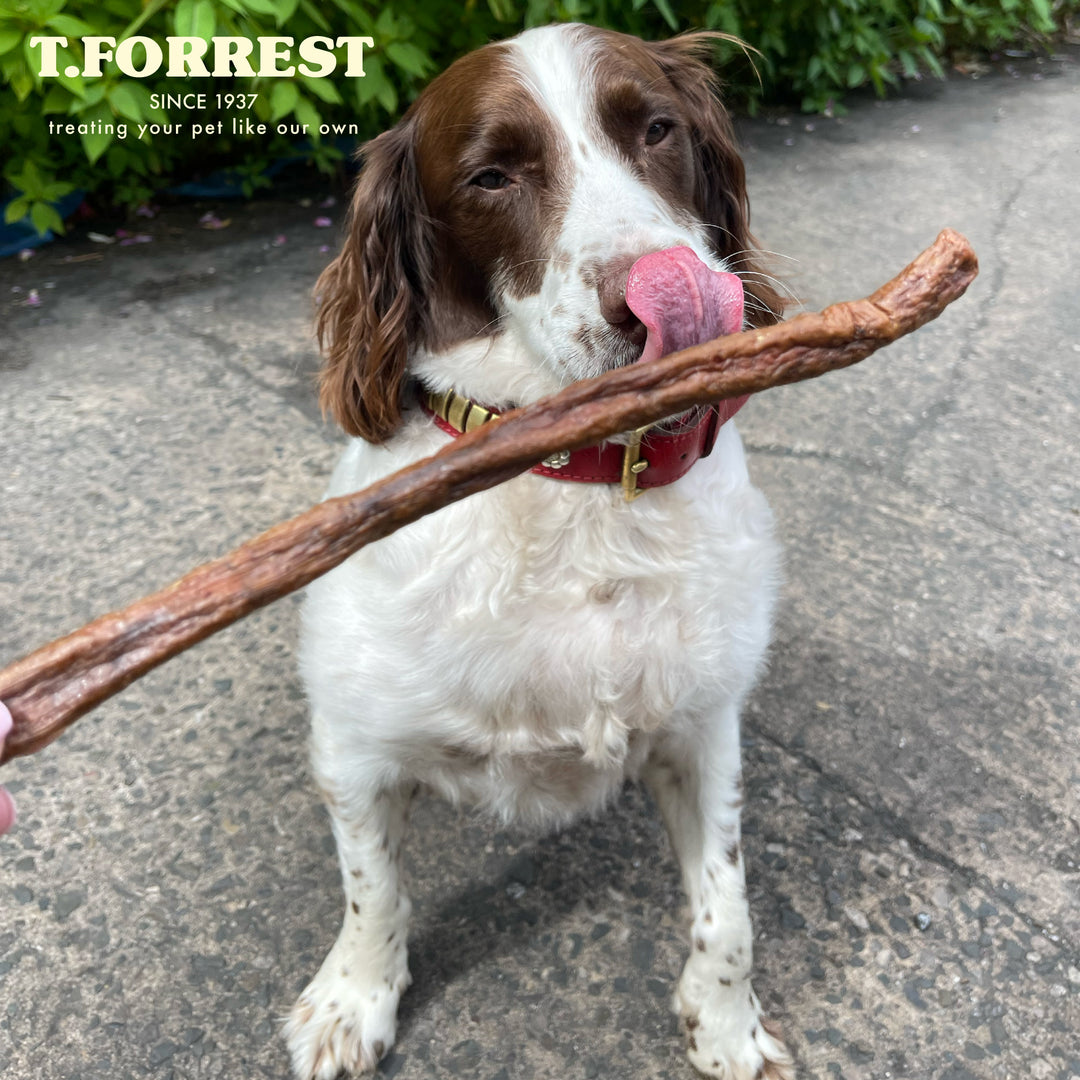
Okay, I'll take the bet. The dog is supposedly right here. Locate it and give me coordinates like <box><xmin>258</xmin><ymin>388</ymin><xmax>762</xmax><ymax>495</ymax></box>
<box><xmin>284</xmin><ymin>22</ymin><xmax>793</xmax><ymax>1080</ymax></box>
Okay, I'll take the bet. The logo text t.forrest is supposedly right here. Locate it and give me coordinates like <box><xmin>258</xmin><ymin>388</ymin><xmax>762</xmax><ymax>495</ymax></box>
<box><xmin>29</xmin><ymin>36</ymin><xmax>374</xmax><ymax>79</ymax></box>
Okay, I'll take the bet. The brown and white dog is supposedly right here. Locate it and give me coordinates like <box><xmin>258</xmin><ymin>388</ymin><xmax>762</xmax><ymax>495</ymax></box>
<box><xmin>285</xmin><ymin>22</ymin><xmax>793</xmax><ymax>1080</ymax></box>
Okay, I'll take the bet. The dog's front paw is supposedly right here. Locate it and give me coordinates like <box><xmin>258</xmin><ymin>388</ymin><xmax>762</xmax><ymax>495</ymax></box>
<box><xmin>676</xmin><ymin>970</ymin><xmax>794</xmax><ymax>1080</ymax></box>
<box><xmin>284</xmin><ymin>948</ymin><xmax>410</xmax><ymax>1079</ymax></box>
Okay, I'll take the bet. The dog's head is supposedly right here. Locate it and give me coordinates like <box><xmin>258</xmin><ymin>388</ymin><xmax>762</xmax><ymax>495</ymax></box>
<box><xmin>316</xmin><ymin>23</ymin><xmax>783</xmax><ymax>442</ymax></box>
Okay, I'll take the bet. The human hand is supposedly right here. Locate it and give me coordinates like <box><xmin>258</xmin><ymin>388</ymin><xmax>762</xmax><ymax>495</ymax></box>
<box><xmin>0</xmin><ymin>702</ymin><xmax>16</xmax><ymax>833</ymax></box>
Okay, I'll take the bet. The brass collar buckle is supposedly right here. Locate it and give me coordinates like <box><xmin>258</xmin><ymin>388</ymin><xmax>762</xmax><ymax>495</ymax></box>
<box><xmin>620</xmin><ymin>425</ymin><xmax>654</xmax><ymax>501</ymax></box>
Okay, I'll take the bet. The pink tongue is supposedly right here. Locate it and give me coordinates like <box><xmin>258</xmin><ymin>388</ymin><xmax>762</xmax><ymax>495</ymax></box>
<box><xmin>625</xmin><ymin>246</ymin><xmax>745</xmax><ymax>364</ymax></box>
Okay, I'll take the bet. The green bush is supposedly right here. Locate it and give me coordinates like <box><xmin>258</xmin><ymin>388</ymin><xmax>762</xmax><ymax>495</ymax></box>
<box><xmin>2</xmin><ymin>0</ymin><xmax>1075</xmax><ymax>235</ymax></box>
<box><xmin>692</xmin><ymin>0</ymin><xmax>1071</xmax><ymax>112</ymax></box>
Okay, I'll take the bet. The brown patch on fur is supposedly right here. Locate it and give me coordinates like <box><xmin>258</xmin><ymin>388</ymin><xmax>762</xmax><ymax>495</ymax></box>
<box><xmin>685</xmin><ymin>1016</ymin><xmax>699</xmax><ymax>1031</ymax></box>
<box><xmin>351</xmin><ymin>900</ymin><xmax>360</xmax><ymax>914</ymax></box>
<box><xmin>314</xmin><ymin>122</ymin><xmax>430</xmax><ymax>443</ymax></box>
<box><xmin>756</xmin><ymin>1025</ymin><xmax>796</xmax><ymax>1080</ymax></box>
<box><xmin>314</xmin><ymin>41</ymin><xmax>570</xmax><ymax>442</ymax></box>
<box><xmin>315</xmin><ymin>783</ymin><xmax>338</xmax><ymax>809</ymax></box>
<box><xmin>583</xmin><ymin>27</ymin><xmax>785</xmax><ymax>329</ymax></box>
<box><xmin>718</xmin><ymin>976</ymin><xmax>732</xmax><ymax>986</ymax></box>
<box><xmin>438</xmin><ymin>743</ymin><xmax>490</xmax><ymax>768</ymax></box>
<box><xmin>695</xmin><ymin>937</ymin><xmax>706</xmax><ymax>952</ymax></box>
<box><xmin>415</xmin><ymin>44</ymin><xmax>571</xmax><ymax>304</ymax></box>
<box><xmin>688</xmin><ymin>1035</ymin><xmax>698</xmax><ymax>1052</ymax></box>
<box><xmin>761</xmin><ymin>1016</ymin><xmax>787</xmax><ymax>1042</ymax></box>
<box><xmin>726</xmin><ymin>841</ymin><xmax>740</xmax><ymax>866</ymax></box>
<box><xmin>731</xmin><ymin>772</ymin><xmax>746</xmax><ymax>808</ymax></box>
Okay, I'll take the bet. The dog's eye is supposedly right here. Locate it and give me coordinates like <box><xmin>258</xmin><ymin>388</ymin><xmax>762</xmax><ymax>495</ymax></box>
<box><xmin>470</xmin><ymin>168</ymin><xmax>511</xmax><ymax>190</ymax></box>
<box><xmin>645</xmin><ymin>120</ymin><xmax>672</xmax><ymax>146</ymax></box>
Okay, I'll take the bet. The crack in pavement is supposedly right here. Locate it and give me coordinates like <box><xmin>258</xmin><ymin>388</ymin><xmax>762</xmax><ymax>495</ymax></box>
<box><xmin>744</xmin><ymin>718</ymin><xmax>1080</xmax><ymax>970</ymax></box>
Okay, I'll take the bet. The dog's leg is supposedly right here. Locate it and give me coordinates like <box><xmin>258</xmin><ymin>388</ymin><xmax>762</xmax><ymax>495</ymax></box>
<box><xmin>645</xmin><ymin>707</ymin><xmax>794</xmax><ymax>1080</ymax></box>
<box><xmin>284</xmin><ymin>747</ymin><xmax>414</xmax><ymax>1079</ymax></box>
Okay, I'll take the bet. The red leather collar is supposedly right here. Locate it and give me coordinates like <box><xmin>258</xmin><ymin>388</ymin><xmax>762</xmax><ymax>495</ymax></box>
<box><xmin>422</xmin><ymin>386</ymin><xmax>747</xmax><ymax>497</ymax></box>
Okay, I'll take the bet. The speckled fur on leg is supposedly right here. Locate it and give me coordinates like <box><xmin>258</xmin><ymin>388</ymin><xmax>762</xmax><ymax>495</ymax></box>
<box><xmin>284</xmin><ymin>764</ymin><xmax>414</xmax><ymax>1078</ymax></box>
<box><xmin>645</xmin><ymin>707</ymin><xmax>794</xmax><ymax>1080</ymax></box>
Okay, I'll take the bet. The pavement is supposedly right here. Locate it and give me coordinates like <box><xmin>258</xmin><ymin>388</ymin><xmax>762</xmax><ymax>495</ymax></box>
<box><xmin>1</xmin><ymin>45</ymin><xmax>1078</xmax><ymax>1080</ymax></box>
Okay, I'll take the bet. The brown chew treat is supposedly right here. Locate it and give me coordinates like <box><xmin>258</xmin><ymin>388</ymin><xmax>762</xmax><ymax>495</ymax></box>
<box><xmin>0</xmin><ymin>229</ymin><xmax>977</xmax><ymax>763</ymax></box>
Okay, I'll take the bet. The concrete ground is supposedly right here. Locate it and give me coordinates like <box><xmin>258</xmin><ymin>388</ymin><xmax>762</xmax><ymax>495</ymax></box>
<box><xmin>1</xmin><ymin>46</ymin><xmax>1077</xmax><ymax>1080</ymax></box>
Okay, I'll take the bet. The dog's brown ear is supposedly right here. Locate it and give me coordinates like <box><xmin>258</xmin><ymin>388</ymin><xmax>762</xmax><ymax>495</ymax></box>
<box><xmin>650</xmin><ymin>33</ymin><xmax>785</xmax><ymax>328</ymax></box>
<box><xmin>315</xmin><ymin>122</ymin><xmax>434</xmax><ymax>442</ymax></box>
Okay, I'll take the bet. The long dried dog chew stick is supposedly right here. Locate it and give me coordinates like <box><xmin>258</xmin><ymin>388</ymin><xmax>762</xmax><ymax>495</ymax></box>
<box><xmin>0</xmin><ymin>229</ymin><xmax>977</xmax><ymax>763</ymax></box>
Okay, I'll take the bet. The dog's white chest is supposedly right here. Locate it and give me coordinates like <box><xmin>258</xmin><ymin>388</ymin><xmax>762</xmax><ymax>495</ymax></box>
<box><xmin>300</xmin><ymin>425</ymin><xmax>778</xmax><ymax>826</ymax></box>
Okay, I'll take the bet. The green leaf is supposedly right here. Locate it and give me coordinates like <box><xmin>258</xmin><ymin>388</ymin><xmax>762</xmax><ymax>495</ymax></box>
<box><xmin>77</xmin><ymin>81</ymin><xmax>106</xmax><ymax>107</ymax></box>
<box><xmin>385</xmin><ymin>42</ymin><xmax>430</xmax><ymax>78</ymax></box>
<box><xmin>174</xmin><ymin>0</ymin><xmax>196</xmax><ymax>35</ymax></box>
<box><xmin>55</xmin><ymin>46</ymin><xmax>86</xmax><ymax>98</ymax></box>
<box><xmin>913</xmin><ymin>16</ymin><xmax>944</xmax><ymax>43</ymax></box>
<box><xmin>847</xmin><ymin>63</ymin><xmax>866</xmax><ymax>87</ymax></box>
<box><xmin>192</xmin><ymin>0</ymin><xmax>217</xmax><ymax>38</ymax></box>
<box><xmin>270</xmin><ymin>79</ymin><xmax>298</xmax><ymax>120</ymax></box>
<box><xmin>31</xmin><ymin>200</ymin><xmax>64</xmax><ymax>236</ymax></box>
<box><xmin>27</xmin><ymin>0</ymin><xmax>66</xmax><ymax>22</ymax></box>
<box><xmin>274</xmin><ymin>0</ymin><xmax>300</xmax><ymax>24</ymax></box>
<box><xmin>298</xmin><ymin>0</ymin><xmax>332</xmax><ymax>32</ymax></box>
<box><xmin>4</xmin><ymin>197</ymin><xmax>31</xmax><ymax>225</ymax></box>
<box><xmin>240</xmin><ymin>0</ymin><xmax>280</xmax><ymax>15</ymax></box>
<box><xmin>293</xmin><ymin>93</ymin><xmax>321</xmax><ymax>138</ymax></box>
<box><xmin>79</xmin><ymin>100</ymin><xmax>116</xmax><ymax>164</ymax></box>
<box><xmin>651</xmin><ymin>0</ymin><xmax>679</xmax><ymax>31</ymax></box>
<box><xmin>41</xmin><ymin>178</ymin><xmax>75</xmax><ymax>200</ymax></box>
<box><xmin>374</xmin><ymin>8</ymin><xmax>398</xmax><ymax>36</ymax></box>
<box><xmin>42</xmin><ymin>83</ymin><xmax>70</xmax><ymax>113</ymax></box>
<box><xmin>355</xmin><ymin>54</ymin><xmax>385</xmax><ymax>105</ymax></box>
<box><xmin>0</xmin><ymin>28</ymin><xmax>22</xmax><ymax>56</ymax></box>
<box><xmin>119</xmin><ymin>0</ymin><xmax>172</xmax><ymax>40</ymax></box>
<box><xmin>108</xmin><ymin>82</ymin><xmax>145</xmax><ymax>122</ymax></box>
<box><xmin>299</xmin><ymin>73</ymin><xmax>343</xmax><ymax>105</ymax></box>
<box><xmin>375</xmin><ymin>75</ymin><xmax>397</xmax><ymax>114</ymax></box>
<box><xmin>10</xmin><ymin>68</ymin><xmax>34</xmax><ymax>101</ymax></box>
<box><xmin>45</xmin><ymin>14</ymin><xmax>94</xmax><ymax>37</ymax></box>
<box><xmin>21</xmin><ymin>159</ymin><xmax>43</xmax><ymax>193</ymax></box>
